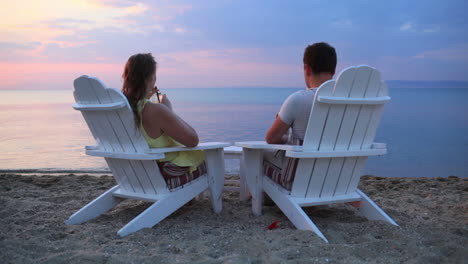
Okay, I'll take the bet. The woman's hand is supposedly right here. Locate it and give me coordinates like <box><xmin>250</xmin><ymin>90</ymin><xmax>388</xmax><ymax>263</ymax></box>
<box><xmin>159</xmin><ymin>93</ymin><xmax>173</xmax><ymax>110</ymax></box>
<box><xmin>146</xmin><ymin>87</ymin><xmax>158</xmax><ymax>99</ymax></box>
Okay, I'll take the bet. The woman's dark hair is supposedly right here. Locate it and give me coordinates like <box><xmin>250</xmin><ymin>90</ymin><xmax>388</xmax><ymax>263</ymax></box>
<box><xmin>303</xmin><ymin>42</ymin><xmax>337</xmax><ymax>75</ymax></box>
<box><xmin>122</xmin><ymin>53</ymin><xmax>157</xmax><ymax>128</ymax></box>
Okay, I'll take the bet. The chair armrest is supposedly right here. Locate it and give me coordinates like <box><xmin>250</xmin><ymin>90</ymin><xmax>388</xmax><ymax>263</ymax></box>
<box><xmin>85</xmin><ymin>142</ymin><xmax>230</xmax><ymax>160</ymax></box>
<box><xmin>146</xmin><ymin>142</ymin><xmax>231</xmax><ymax>154</ymax></box>
<box><xmin>235</xmin><ymin>141</ymin><xmax>302</xmax><ymax>151</ymax></box>
<box><xmin>73</xmin><ymin>101</ymin><xmax>126</xmax><ymax>111</ymax></box>
<box><xmin>85</xmin><ymin>147</ymin><xmax>166</xmax><ymax>160</ymax></box>
<box><xmin>285</xmin><ymin>146</ymin><xmax>387</xmax><ymax>158</ymax></box>
<box><xmin>234</xmin><ymin>141</ymin><xmax>387</xmax><ymax>157</ymax></box>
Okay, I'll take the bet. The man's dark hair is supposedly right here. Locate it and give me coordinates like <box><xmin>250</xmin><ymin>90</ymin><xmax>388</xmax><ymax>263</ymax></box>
<box><xmin>303</xmin><ymin>42</ymin><xmax>337</xmax><ymax>75</ymax></box>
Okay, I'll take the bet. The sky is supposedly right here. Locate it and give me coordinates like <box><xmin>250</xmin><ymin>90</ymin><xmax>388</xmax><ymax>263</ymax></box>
<box><xmin>0</xmin><ymin>0</ymin><xmax>467</xmax><ymax>90</ymax></box>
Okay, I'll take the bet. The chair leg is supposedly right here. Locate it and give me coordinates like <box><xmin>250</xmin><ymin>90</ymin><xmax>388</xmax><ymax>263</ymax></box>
<box><xmin>239</xmin><ymin>154</ymin><xmax>250</xmax><ymax>202</ymax></box>
<box><xmin>356</xmin><ymin>190</ymin><xmax>398</xmax><ymax>226</ymax></box>
<box><xmin>117</xmin><ymin>179</ymin><xmax>208</xmax><ymax>237</ymax></box>
<box><xmin>264</xmin><ymin>179</ymin><xmax>329</xmax><ymax>243</ymax></box>
<box><xmin>205</xmin><ymin>148</ymin><xmax>225</xmax><ymax>214</ymax></box>
<box><xmin>65</xmin><ymin>186</ymin><xmax>123</xmax><ymax>225</ymax></box>
<box><xmin>118</xmin><ymin>197</ymin><xmax>180</xmax><ymax>237</ymax></box>
<box><xmin>251</xmin><ymin>192</ymin><xmax>264</xmax><ymax>216</ymax></box>
<box><xmin>242</xmin><ymin>148</ymin><xmax>264</xmax><ymax>216</ymax></box>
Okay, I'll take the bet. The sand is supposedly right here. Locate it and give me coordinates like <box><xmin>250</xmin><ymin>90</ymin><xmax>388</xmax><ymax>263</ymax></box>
<box><xmin>0</xmin><ymin>173</ymin><xmax>466</xmax><ymax>263</ymax></box>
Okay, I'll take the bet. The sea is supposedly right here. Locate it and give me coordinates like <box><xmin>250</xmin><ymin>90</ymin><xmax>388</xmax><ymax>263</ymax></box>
<box><xmin>0</xmin><ymin>86</ymin><xmax>467</xmax><ymax>178</ymax></box>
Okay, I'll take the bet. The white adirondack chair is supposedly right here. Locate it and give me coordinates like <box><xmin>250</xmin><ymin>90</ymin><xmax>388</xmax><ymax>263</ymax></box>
<box><xmin>236</xmin><ymin>65</ymin><xmax>398</xmax><ymax>243</ymax></box>
<box><xmin>66</xmin><ymin>75</ymin><xmax>230</xmax><ymax>237</ymax></box>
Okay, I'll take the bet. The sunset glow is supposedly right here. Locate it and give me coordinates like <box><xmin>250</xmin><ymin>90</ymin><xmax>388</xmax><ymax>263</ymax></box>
<box><xmin>1</xmin><ymin>0</ymin><xmax>467</xmax><ymax>90</ymax></box>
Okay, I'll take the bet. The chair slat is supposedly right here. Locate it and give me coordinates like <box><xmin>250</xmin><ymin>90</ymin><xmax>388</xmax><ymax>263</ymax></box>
<box><xmin>86</xmin><ymin>77</ymin><xmax>113</xmax><ymax>104</ymax></box>
<box><xmin>305</xmin><ymin>159</ymin><xmax>330</xmax><ymax>198</ymax></box>
<box><xmin>74</xmin><ymin>76</ymin><xmax>98</xmax><ymax>104</ymax></box>
<box><xmin>362</xmin><ymin>82</ymin><xmax>388</xmax><ymax>148</ymax></box>
<box><xmin>320</xmin><ymin>158</ymin><xmax>345</xmax><ymax>197</ymax></box>
<box><xmin>346</xmin><ymin>157</ymin><xmax>368</xmax><ymax>193</ymax></box>
<box><xmin>290</xmin><ymin>159</ymin><xmax>315</xmax><ymax>197</ymax></box>
<box><xmin>84</xmin><ymin>112</ymin><xmax>115</xmax><ymax>151</ymax></box>
<box><xmin>349</xmin><ymin>105</ymin><xmax>374</xmax><ymax>150</ymax></box>
<box><xmin>320</xmin><ymin>104</ymin><xmax>346</xmax><ymax>151</ymax></box>
<box><xmin>107</xmin><ymin>89</ymin><xmax>150</xmax><ymax>152</ymax></box>
<box><xmin>349</xmin><ymin>66</ymin><xmax>373</xmax><ymax>97</ymax></box>
<box><xmin>302</xmin><ymin>81</ymin><xmax>334</xmax><ymax>150</ymax></box>
<box><xmin>364</xmin><ymin>69</ymin><xmax>382</xmax><ymax>98</ymax></box>
<box><xmin>129</xmin><ymin>160</ymin><xmax>157</xmax><ymax>194</ymax></box>
<box><xmin>333</xmin><ymin>157</ymin><xmax>357</xmax><ymax>195</ymax></box>
<box><xmin>119</xmin><ymin>160</ymin><xmax>144</xmax><ymax>194</ymax></box>
<box><xmin>106</xmin><ymin>158</ymin><xmax>134</xmax><ymax>192</ymax></box>
<box><xmin>141</xmin><ymin>160</ymin><xmax>169</xmax><ymax>194</ymax></box>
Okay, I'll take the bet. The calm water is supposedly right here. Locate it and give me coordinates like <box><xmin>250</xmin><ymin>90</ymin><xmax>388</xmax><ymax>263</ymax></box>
<box><xmin>0</xmin><ymin>88</ymin><xmax>467</xmax><ymax>177</ymax></box>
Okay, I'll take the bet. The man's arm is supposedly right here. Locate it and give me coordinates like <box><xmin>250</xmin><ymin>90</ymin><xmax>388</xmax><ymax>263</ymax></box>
<box><xmin>265</xmin><ymin>116</ymin><xmax>290</xmax><ymax>144</ymax></box>
<box><xmin>266</xmin><ymin>91</ymin><xmax>300</xmax><ymax>144</ymax></box>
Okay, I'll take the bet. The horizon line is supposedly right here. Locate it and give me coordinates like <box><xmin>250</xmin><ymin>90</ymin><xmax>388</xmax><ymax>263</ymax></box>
<box><xmin>1</xmin><ymin>80</ymin><xmax>468</xmax><ymax>91</ymax></box>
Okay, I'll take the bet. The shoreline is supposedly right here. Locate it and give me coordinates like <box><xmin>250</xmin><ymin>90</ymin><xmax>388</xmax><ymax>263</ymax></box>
<box><xmin>0</xmin><ymin>169</ymin><xmax>465</xmax><ymax>179</ymax></box>
<box><xmin>0</xmin><ymin>173</ymin><xmax>466</xmax><ymax>263</ymax></box>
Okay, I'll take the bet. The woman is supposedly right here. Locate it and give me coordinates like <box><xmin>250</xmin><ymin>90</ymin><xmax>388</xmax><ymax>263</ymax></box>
<box><xmin>122</xmin><ymin>53</ymin><xmax>205</xmax><ymax>189</ymax></box>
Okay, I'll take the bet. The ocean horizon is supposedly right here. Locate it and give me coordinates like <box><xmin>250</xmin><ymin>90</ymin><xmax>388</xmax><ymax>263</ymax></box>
<box><xmin>0</xmin><ymin>86</ymin><xmax>467</xmax><ymax>178</ymax></box>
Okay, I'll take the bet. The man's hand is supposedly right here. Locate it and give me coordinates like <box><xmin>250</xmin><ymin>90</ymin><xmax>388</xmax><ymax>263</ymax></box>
<box><xmin>265</xmin><ymin>116</ymin><xmax>291</xmax><ymax>144</ymax></box>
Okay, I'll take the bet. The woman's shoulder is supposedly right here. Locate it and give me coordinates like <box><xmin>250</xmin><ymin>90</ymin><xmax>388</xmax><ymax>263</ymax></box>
<box><xmin>141</xmin><ymin>100</ymin><xmax>171</xmax><ymax>117</ymax></box>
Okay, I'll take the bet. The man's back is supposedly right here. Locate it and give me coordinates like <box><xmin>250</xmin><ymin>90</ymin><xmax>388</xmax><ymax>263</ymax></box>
<box><xmin>278</xmin><ymin>88</ymin><xmax>318</xmax><ymax>144</ymax></box>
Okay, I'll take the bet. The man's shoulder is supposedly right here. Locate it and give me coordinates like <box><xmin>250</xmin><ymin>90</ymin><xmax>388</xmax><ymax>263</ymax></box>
<box><xmin>286</xmin><ymin>89</ymin><xmax>305</xmax><ymax>100</ymax></box>
<box><xmin>286</xmin><ymin>89</ymin><xmax>314</xmax><ymax>102</ymax></box>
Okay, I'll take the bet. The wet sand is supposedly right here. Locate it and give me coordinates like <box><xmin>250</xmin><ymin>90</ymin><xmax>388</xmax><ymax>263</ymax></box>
<box><xmin>0</xmin><ymin>173</ymin><xmax>466</xmax><ymax>263</ymax></box>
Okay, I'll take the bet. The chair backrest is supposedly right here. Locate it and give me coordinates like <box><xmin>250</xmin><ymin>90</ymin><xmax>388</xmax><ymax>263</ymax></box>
<box><xmin>290</xmin><ymin>65</ymin><xmax>389</xmax><ymax>198</ymax></box>
<box><xmin>73</xmin><ymin>75</ymin><xmax>150</xmax><ymax>153</ymax></box>
<box><xmin>73</xmin><ymin>75</ymin><xmax>169</xmax><ymax>195</ymax></box>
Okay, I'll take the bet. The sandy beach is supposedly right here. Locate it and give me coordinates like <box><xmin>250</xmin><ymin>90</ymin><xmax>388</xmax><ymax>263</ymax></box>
<box><xmin>0</xmin><ymin>173</ymin><xmax>466</xmax><ymax>263</ymax></box>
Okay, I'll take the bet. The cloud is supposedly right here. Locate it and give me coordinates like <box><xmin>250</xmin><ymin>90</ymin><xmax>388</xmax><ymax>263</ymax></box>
<box><xmin>43</xmin><ymin>18</ymin><xmax>94</xmax><ymax>30</ymax></box>
<box><xmin>0</xmin><ymin>0</ymin><xmax>197</xmax><ymax>63</ymax></box>
<box><xmin>399</xmin><ymin>21</ymin><xmax>442</xmax><ymax>34</ymax></box>
<box><xmin>1</xmin><ymin>0</ymin><xmax>468</xmax><ymax>86</ymax></box>
<box><xmin>400</xmin><ymin>22</ymin><xmax>413</xmax><ymax>31</ymax></box>
<box><xmin>0</xmin><ymin>42</ymin><xmax>41</xmax><ymax>50</ymax></box>
<box><xmin>332</xmin><ymin>20</ymin><xmax>353</xmax><ymax>28</ymax></box>
<box><xmin>167</xmin><ymin>4</ymin><xmax>193</xmax><ymax>15</ymax></box>
<box><xmin>174</xmin><ymin>27</ymin><xmax>187</xmax><ymax>34</ymax></box>
<box><xmin>413</xmin><ymin>44</ymin><xmax>468</xmax><ymax>61</ymax></box>
<box><xmin>0</xmin><ymin>62</ymin><xmax>122</xmax><ymax>89</ymax></box>
<box><xmin>155</xmin><ymin>48</ymin><xmax>301</xmax><ymax>88</ymax></box>
<box><xmin>123</xmin><ymin>2</ymin><xmax>148</xmax><ymax>14</ymax></box>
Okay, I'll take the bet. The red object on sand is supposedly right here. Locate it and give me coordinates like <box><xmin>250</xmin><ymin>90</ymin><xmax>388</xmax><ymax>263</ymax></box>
<box><xmin>348</xmin><ymin>201</ymin><xmax>362</xmax><ymax>208</ymax></box>
<box><xmin>267</xmin><ymin>220</ymin><xmax>279</xmax><ymax>230</ymax></box>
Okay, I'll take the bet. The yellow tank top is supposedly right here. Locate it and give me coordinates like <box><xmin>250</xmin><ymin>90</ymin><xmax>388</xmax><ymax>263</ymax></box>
<box><xmin>137</xmin><ymin>99</ymin><xmax>204</xmax><ymax>172</ymax></box>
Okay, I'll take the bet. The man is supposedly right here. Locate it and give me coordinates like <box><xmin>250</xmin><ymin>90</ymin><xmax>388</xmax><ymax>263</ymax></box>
<box><xmin>263</xmin><ymin>42</ymin><xmax>337</xmax><ymax>190</ymax></box>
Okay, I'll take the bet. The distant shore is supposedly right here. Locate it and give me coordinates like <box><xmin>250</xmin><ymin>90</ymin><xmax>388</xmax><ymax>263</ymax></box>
<box><xmin>0</xmin><ymin>173</ymin><xmax>466</xmax><ymax>263</ymax></box>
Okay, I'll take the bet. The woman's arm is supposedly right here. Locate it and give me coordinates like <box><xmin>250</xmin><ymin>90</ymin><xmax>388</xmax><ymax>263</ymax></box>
<box><xmin>142</xmin><ymin>102</ymin><xmax>199</xmax><ymax>147</ymax></box>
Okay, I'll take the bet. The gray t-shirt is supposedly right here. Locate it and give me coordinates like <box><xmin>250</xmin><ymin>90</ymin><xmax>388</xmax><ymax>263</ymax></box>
<box><xmin>278</xmin><ymin>88</ymin><xmax>318</xmax><ymax>142</ymax></box>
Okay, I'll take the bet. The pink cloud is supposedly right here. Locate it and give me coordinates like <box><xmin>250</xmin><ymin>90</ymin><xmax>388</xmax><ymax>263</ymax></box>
<box><xmin>167</xmin><ymin>4</ymin><xmax>193</xmax><ymax>15</ymax></box>
<box><xmin>0</xmin><ymin>47</ymin><xmax>304</xmax><ymax>90</ymax></box>
<box><xmin>156</xmin><ymin>48</ymin><xmax>302</xmax><ymax>88</ymax></box>
<box><xmin>0</xmin><ymin>62</ymin><xmax>122</xmax><ymax>90</ymax></box>
<box><xmin>413</xmin><ymin>44</ymin><xmax>468</xmax><ymax>61</ymax></box>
